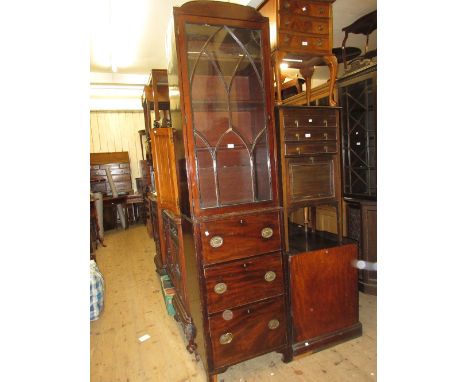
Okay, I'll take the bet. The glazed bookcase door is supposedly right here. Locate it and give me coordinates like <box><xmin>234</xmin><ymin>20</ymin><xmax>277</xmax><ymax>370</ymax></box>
<box><xmin>182</xmin><ymin>21</ymin><xmax>276</xmax><ymax>212</ymax></box>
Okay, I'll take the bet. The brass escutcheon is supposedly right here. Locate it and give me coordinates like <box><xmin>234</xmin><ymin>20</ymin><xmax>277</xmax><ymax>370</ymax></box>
<box><xmin>222</xmin><ymin>310</ymin><xmax>233</xmax><ymax>321</ymax></box>
<box><xmin>210</xmin><ymin>235</ymin><xmax>223</xmax><ymax>248</ymax></box>
<box><xmin>261</xmin><ymin>227</ymin><xmax>273</xmax><ymax>239</ymax></box>
<box><xmin>214</xmin><ymin>282</ymin><xmax>227</xmax><ymax>294</ymax></box>
<box><xmin>219</xmin><ymin>332</ymin><xmax>233</xmax><ymax>345</ymax></box>
<box><xmin>264</xmin><ymin>271</ymin><xmax>276</xmax><ymax>282</ymax></box>
<box><xmin>268</xmin><ymin>319</ymin><xmax>280</xmax><ymax>330</ymax></box>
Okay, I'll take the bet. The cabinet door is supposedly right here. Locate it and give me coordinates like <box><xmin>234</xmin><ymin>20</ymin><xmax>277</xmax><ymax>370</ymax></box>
<box><xmin>150</xmin><ymin>128</ymin><xmax>180</xmax><ymax>213</ymax></box>
<box><xmin>339</xmin><ymin>70</ymin><xmax>377</xmax><ymax>198</ymax></box>
<box><xmin>182</xmin><ymin>22</ymin><xmax>275</xmax><ymax>211</ymax></box>
<box><xmin>290</xmin><ymin>244</ymin><xmax>359</xmax><ymax>342</ymax></box>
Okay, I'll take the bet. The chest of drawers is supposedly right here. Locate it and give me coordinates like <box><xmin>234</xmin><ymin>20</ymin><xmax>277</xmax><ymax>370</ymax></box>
<box><xmin>258</xmin><ymin>0</ymin><xmax>338</xmax><ymax>105</ymax></box>
<box><xmin>276</xmin><ymin>105</ymin><xmax>342</xmax><ymax>249</ymax></box>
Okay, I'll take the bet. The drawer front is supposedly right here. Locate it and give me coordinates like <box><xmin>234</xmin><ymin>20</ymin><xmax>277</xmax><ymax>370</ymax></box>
<box><xmin>205</xmin><ymin>252</ymin><xmax>284</xmax><ymax>313</ymax></box>
<box><xmin>284</xmin><ymin>128</ymin><xmax>337</xmax><ymax>142</ymax></box>
<box><xmin>209</xmin><ymin>297</ymin><xmax>286</xmax><ymax>369</ymax></box>
<box><xmin>279</xmin><ymin>13</ymin><xmax>329</xmax><ymax>35</ymax></box>
<box><xmin>282</xmin><ymin>109</ymin><xmax>338</xmax><ymax>128</ymax></box>
<box><xmin>287</xmin><ymin>157</ymin><xmax>335</xmax><ymax>202</ymax></box>
<box><xmin>278</xmin><ymin>32</ymin><xmax>329</xmax><ymax>53</ymax></box>
<box><xmin>285</xmin><ymin>141</ymin><xmax>337</xmax><ymax>156</ymax></box>
<box><xmin>280</xmin><ymin>0</ymin><xmax>331</xmax><ymax>18</ymax></box>
<box><xmin>200</xmin><ymin>211</ymin><xmax>281</xmax><ymax>265</ymax></box>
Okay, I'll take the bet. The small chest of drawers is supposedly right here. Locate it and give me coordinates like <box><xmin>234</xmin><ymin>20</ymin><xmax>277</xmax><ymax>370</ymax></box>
<box><xmin>258</xmin><ymin>0</ymin><xmax>338</xmax><ymax>105</ymax></box>
<box><xmin>276</xmin><ymin>105</ymin><xmax>343</xmax><ymax>249</ymax></box>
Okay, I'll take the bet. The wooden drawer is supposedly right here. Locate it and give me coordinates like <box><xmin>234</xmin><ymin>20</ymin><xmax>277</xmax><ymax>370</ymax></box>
<box><xmin>280</xmin><ymin>0</ymin><xmax>331</xmax><ymax>18</ymax></box>
<box><xmin>279</xmin><ymin>12</ymin><xmax>329</xmax><ymax>35</ymax></box>
<box><xmin>285</xmin><ymin>141</ymin><xmax>337</xmax><ymax>156</ymax></box>
<box><xmin>278</xmin><ymin>32</ymin><xmax>329</xmax><ymax>54</ymax></box>
<box><xmin>287</xmin><ymin>157</ymin><xmax>335</xmax><ymax>202</ymax></box>
<box><xmin>205</xmin><ymin>252</ymin><xmax>284</xmax><ymax>313</ymax></box>
<box><xmin>284</xmin><ymin>127</ymin><xmax>337</xmax><ymax>142</ymax></box>
<box><xmin>199</xmin><ymin>211</ymin><xmax>281</xmax><ymax>265</ymax></box>
<box><xmin>209</xmin><ymin>297</ymin><xmax>286</xmax><ymax>369</ymax></box>
<box><xmin>282</xmin><ymin>109</ymin><xmax>337</xmax><ymax>128</ymax></box>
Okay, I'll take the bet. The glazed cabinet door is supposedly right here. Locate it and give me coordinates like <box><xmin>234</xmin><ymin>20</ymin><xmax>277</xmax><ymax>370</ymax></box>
<box><xmin>178</xmin><ymin>18</ymin><xmax>278</xmax><ymax>215</ymax></box>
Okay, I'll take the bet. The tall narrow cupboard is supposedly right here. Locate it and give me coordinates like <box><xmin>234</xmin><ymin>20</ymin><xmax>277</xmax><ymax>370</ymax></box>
<box><xmin>164</xmin><ymin>2</ymin><xmax>289</xmax><ymax>380</ymax></box>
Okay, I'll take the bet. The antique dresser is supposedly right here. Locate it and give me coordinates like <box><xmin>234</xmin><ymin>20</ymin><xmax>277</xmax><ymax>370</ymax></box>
<box><xmin>258</xmin><ymin>0</ymin><xmax>337</xmax><ymax>105</ymax></box>
<box><xmin>164</xmin><ymin>1</ymin><xmax>289</xmax><ymax>380</ymax></box>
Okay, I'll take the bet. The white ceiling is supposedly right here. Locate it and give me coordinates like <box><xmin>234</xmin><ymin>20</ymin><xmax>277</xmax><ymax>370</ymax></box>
<box><xmin>90</xmin><ymin>0</ymin><xmax>376</xmax><ymax>109</ymax></box>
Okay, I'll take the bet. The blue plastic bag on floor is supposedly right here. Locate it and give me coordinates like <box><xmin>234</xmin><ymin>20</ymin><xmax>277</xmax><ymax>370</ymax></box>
<box><xmin>90</xmin><ymin>260</ymin><xmax>105</xmax><ymax>321</ymax></box>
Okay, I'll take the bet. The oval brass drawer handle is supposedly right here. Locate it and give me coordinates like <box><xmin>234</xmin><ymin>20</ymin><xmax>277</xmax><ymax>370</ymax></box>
<box><xmin>210</xmin><ymin>235</ymin><xmax>223</xmax><ymax>248</ymax></box>
<box><xmin>264</xmin><ymin>271</ymin><xmax>276</xmax><ymax>282</ymax></box>
<box><xmin>268</xmin><ymin>319</ymin><xmax>280</xmax><ymax>330</ymax></box>
<box><xmin>214</xmin><ymin>282</ymin><xmax>227</xmax><ymax>294</ymax></box>
<box><xmin>261</xmin><ymin>227</ymin><xmax>273</xmax><ymax>238</ymax></box>
<box><xmin>220</xmin><ymin>332</ymin><xmax>233</xmax><ymax>345</ymax></box>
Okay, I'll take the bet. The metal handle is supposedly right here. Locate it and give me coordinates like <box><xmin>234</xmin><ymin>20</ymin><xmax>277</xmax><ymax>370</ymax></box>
<box><xmin>261</xmin><ymin>227</ymin><xmax>273</xmax><ymax>239</ymax></box>
<box><xmin>318</xmin><ymin>24</ymin><xmax>323</xmax><ymax>32</ymax></box>
<box><xmin>316</xmin><ymin>39</ymin><xmax>323</xmax><ymax>47</ymax></box>
<box><xmin>268</xmin><ymin>319</ymin><xmax>280</xmax><ymax>330</ymax></box>
<box><xmin>219</xmin><ymin>332</ymin><xmax>233</xmax><ymax>345</ymax></box>
<box><xmin>301</xmin><ymin>6</ymin><xmax>307</xmax><ymax>12</ymax></box>
<box><xmin>319</xmin><ymin>6</ymin><xmax>325</xmax><ymax>14</ymax></box>
<box><xmin>222</xmin><ymin>310</ymin><xmax>233</xmax><ymax>321</ymax></box>
<box><xmin>284</xmin><ymin>1</ymin><xmax>290</xmax><ymax>8</ymax></box>
<box><xmin>296</xmin><ymin>147</ymin><xmax>301</xmax><ymax>154</ymax></box>
<box><xmin>264</xmin><ymin>271</ymin><xmax>276</xmax><ymax>282</ymax></box>
<box><xmin>295</xmin><ymin>133</ymin><xmax>300</xmax><ymax>139</ymax></box>
<box><xmin>210</xmin><ymin>236</ymin><xmax>223</xmax><ymax>248</ymax></box>
<box><xmin>323</xmin><ymin>119</ymin><xmax>328</xmax><ymax>127</ymax></box>
<box><xmin>324</xmin><ymin>146</ymin><xmax>328</xmax><ymax>152</ymax></box>
<box><xmin>214</xmin><ymin>282</ymin><xmax>227</xmax><ymax>294</ymax></box>
<box><xmin>294</xmin><ymin>120</ymin><xmax>299</xmax><ymax>127</ymax></box>
<box><xmin>324</xmin><ymin>133</ymin><xmax>328</xmax><ymax>140</ymax></box>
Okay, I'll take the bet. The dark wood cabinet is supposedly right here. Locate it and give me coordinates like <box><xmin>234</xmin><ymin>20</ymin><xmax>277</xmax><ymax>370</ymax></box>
<box><xmin>339</xmin><ymin>64</ymin><xmax>377</xmax><ymax>295</ymax></box>
<box><xmin>338</xmin><ymin>65</ymin><xmax>377</xmax><ymax>199</ymax></box>
<box><xmin>162</xmin><ymin>2</ymin><xmax>288</xmax><ymax>380</ymax></box>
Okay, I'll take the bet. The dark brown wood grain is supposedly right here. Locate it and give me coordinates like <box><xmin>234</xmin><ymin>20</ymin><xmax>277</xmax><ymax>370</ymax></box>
<box><xmin>208</xmin><ymin>297</ymin><xmax>286</xmax><ymax>369</ymax></box>
<box><xmin>199</xmin><ymin>211</ymin><xmax>281</xmax><ymax>265</ymax></box>
<box><xmin>289</xmin><ymin>243</ymin><xmax>359</xmax><ymax>343</ymax></box>
<box><xmin>204</xmin><ymin>252</ymin><xmax>284</xmax><ymax>313</ymax></box>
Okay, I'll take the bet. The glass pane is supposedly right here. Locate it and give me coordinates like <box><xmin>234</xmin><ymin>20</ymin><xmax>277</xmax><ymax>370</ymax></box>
<box><xmin>185</xmin><ymin>22</ymin><xmax>272</xmax><ymax>209</ymax></box>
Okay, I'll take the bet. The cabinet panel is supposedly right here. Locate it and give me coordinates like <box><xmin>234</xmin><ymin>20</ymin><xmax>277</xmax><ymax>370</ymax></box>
<box><xmin>287</xmin><ymin>157</ymin><xmax>335</xmax><ymax>202</ymax></box>
<box><xmin>184</xmin><ymin>22</ymin><xmax>274</xmax><ymax>210</ymax></box>
<box><xmin>290</xmin><ymin>244</ymin><xmax>359</xmax><ymax>342</ymax></box>
<box><xmin>200</xmin><ymin>211</ymin><xmax>281</xmax><ymax>265</ymax></box>
<box><xmin>209</xmin><ymin>297</ymin><xmax>286</xmax><ymax>369</ymax></box>
<box><xmin>204</xmin><ymin>252</ymin><xmax>284</xmax><ymax>313</ymax></box>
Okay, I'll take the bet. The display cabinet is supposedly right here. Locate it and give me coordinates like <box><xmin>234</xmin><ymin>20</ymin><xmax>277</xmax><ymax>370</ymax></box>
<box><xmin>164</xmin><ymin>2</ymin><xmax>288</xmax><ymax>380</ymax></box>
<box><xmin>338</xmin><ymin>64</ymin><xmax>376</xmax><ymax>198</ymax></box>
<box><xmin>338</xmin><ymin>63</ymin><xmax>377</xmax><ymax>295</ymax></box>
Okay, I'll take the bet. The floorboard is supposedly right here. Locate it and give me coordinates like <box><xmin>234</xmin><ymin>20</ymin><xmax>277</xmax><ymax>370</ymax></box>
<box><xmin>91</xmin><ymin>225</ymin><xmax>376</xmax><ymax>382</ymax></box>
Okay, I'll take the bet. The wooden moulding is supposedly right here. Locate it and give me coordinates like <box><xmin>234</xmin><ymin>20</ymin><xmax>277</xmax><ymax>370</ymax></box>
<box><xmin>292</xmin><ymin>322</ymin><xmax>363</xmax><ymax>356</ymax></box>
<box><xmin>176</xmin><ymin>1</ymin><xmax>265</xmax><ymax>21</ymax></box>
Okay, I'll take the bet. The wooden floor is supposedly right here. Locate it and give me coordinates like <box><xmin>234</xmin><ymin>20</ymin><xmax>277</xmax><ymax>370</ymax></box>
<box><xmin>91</xmin><ymin>224</ymin><xmax>376</xmax><ymax>382</ymax></box>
